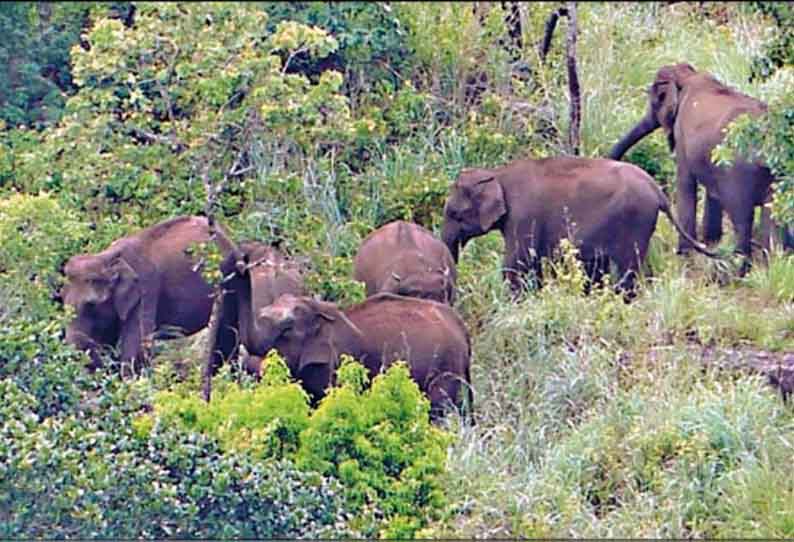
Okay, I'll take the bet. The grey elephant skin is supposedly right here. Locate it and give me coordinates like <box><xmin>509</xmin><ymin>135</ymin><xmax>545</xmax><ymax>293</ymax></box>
<box><xmin>353</xmin><ymin>220</ymin><xmax>457</xmax><ymax>304</ymax></box>
<box><xmin>254</xmin><ymin>293</ymin><xmax>473</xmax><ymax>421</ymax></box>
<box><xmin>441</xmin><ymin>157</ymin><xmax>716</xmax><ymax>296</ymax></box>
<box><xmin>206</xmin><ymin>239</ymin><xmax>308</xmax><ymax>376</ymax></box>
<box><xmin>609</xmin><ymin>62</ymin><xmax>783</xmax><ymax>271</ymax></box>
<box><xmin>61</xmin><ymin>215</ymin><xmax>224</xmax><ymax>370</ymax></box>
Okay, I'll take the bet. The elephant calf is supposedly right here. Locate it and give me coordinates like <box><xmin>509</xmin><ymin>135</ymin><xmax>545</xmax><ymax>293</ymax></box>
<box><xmin>354</xmin><ymin>220</ymin><xmax>457</xmax><ymax>304</ymax></box>
<box><xmin>441</xmin><ymin>157</ymin><xmax>718</xmax><ymax>297</ymax></box>
<box><xmin>205</xmin><ymin>235</ymin><xmax>308</xmax><ymax>376</ymax></box>
<box><xmin>61</xmin><ymin>215</ymin><xmax>228</xmax><ymax>371</ymax></box>
<box><xmin>253</xmin><ymin>293</ymin><xmax>473</xmax><ymax>421</ymax></box>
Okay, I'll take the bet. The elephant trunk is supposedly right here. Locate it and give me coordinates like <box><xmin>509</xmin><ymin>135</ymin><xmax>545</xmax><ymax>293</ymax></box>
<box><xmin>65</xmin><ymin>323</ymin><xmax>103</xmax><ymax>369</ymax></box>
<box><xmin>609</xmin><ymin>114</ymin><xmax>660</xmax><ymax>160</ymax></box>
<box><xmin>441</xmin><ymin>221</ymin><xmax>462</xmax><ymax>263</ymax></box>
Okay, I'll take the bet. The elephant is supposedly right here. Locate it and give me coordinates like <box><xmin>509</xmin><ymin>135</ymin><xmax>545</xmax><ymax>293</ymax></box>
<box><xmin>608</xmin><ymin>62</ymin><xmax>780</xmax><ymax>272</ymax></box>
<box><xmin>440</xmin><ymin>157</ymin><xmax>718</xmax><ymax>297</ymax></box>
<box><xmin>353</xmin><ymin>220</ymin><xmax>457</xmax><ymax>304</ymax></box>
<box><xmin>61</xmin><ymin>215</ymin><xmax>234</xmax><ymax>372</ymax></box>
<box><xmin>204</xmin><ymin>236</ymin><xmax>308</xmax><ymax>377</ymax></box>
<box><xmin>248</xmin><ymin>292</ymin><xmax>473</xmax><ymax>421</ymax></box>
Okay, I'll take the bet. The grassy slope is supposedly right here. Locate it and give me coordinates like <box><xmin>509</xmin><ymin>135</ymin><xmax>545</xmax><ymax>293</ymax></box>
<box><xmin>433</xmin><ymin>4</ymin><xmax>794</xmax><ymax>537</ymax></box>
<box><xmin>83</xmin><ymin>3</ymin><xmax>794</xmax><ymax>538</ymax></box>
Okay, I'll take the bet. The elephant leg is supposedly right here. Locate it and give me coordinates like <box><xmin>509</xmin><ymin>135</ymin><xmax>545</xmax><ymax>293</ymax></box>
<box><xmin>758</xmin><ymin>204</ymin><xmax>793</xmax><ymax>255</ymax></box>
<box><xmin>503</xmin><ymin>248</ymin><xmax>539</xmax><ymax>297</ymax></box>
<box><xmin>702</xmin><ymin>193</ymin><xmax>723</xmax><ymax>245</ymax></box>
<box><xmin>210</xmin><ymin>289</ymin><xmax>241</xmax><ymax>375</ymax></box>
<box><xmin>119</xmin><ymin>292</ymin><xmax>159</xmax><ymax>376</ymax></box>
<box><xmin>725</xmin><ymin>201</ymin><xmax>755</xmax><ymax>276</ymax></box>
<box><xmin>426</xmin><ymin>371</ymin><xmax>467</xmax><ymax>424</ymax></box>
<box><xmin>675</xmin><ymin>164</ymin><xmax>699</xmax><ymax>255</ymax></box>
<box><xmin>118</xmin><ymin>308</ymin><xmax>145</xmax><ymax>377</ymax></box>
<box><xmin>613</xmin><ymin>241</ymin><xmax>649</xmax><ymax>303</ymax></box>
<box><xmin>583</xmin><ymin>251</ymin><xmax>609</xmax><ymax>295</ymax></box>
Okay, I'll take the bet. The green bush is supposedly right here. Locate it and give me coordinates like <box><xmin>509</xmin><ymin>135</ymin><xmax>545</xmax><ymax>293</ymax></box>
<box><xmin>142</xmin><ymin>352</ymin><xmax>453</xmax><ymax>538</ymax></box>
<box><xmin>298</xmin><ymin>357</ymin><xmax>452</xmax><ymax>538</ymax></box>
<box><xmin>0</xmin><ymin>350</ymin><xmax>353</xmax><ymax>539</ymax></box>
<box><xmin>0</xmin><ymin>192</ymin><xmax>90</xmax><ymax>316</ymax></box>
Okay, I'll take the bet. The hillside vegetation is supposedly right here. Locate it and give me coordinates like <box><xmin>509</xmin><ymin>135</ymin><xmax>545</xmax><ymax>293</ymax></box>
<box><xmin>2</xmin><ymin>2</ymin><xmax>794</xmax><ymax>538</ymax></box>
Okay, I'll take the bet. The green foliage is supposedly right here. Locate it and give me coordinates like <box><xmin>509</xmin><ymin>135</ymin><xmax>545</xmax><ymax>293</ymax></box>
<box><xmin>0</xmin><ymin>340</ymin><xmax>352</xmax><ymax>539</ymax></box>
<box><xmin>714</xmin><ymin>81</ymin><xmax>794</xmax><ymax>226</ymax></box>
<box><xmin>0</xmin><ymin>315</ymin><xmax>91</xmax><ymax>420</ymax></box>
<box><xmin>261</xmin><ymin>2</ymin><xmax>411</xmax><ymax>99</ymax></box>
<box><xmin>0</xmin><ymin>192</ymin><xmax>90</xmax><ymax>316</ymax></box>
<box><xmin>297</xmin><ymin>358</ymin><xmax>452</xmax><ymax>538</ymax></box>
<box><xmin>12</xmin><ymin>2</ymin><xmax>353</xmax><ymax>225</ymax></box>
<box><xmin>141</xmin><ymin>352</ymin><xmax>452</xmax><ymax>538</ymax></box>
<box><xmin>0</xmin><ymin>2</ymin><xmax>96</xmax><ymax>129</ymax></box>
<box><xmin>144</xmin><ymin>351</ymin><xmax>312</xmax><ymax>460</ymax></box>
<box><xmin>511</xmin><ymin>375</ymin><xmax>792</xmax><ymax>538</ymax></box>
<box><xmin>3</xmin><ymin>3</ymin><xmax>794</xmax><ymax>540</ymax></box>
<box><xmin>747</xmin><ymin>2</ymin><xmax>794</xmax><ymax>82</ymax></box>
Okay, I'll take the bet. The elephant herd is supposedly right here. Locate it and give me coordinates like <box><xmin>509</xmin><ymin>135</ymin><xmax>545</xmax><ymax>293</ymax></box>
<box><xmin>59</xmin><ymin>63</ymin><xmax>788</xmax><ymax>421</ymax></box>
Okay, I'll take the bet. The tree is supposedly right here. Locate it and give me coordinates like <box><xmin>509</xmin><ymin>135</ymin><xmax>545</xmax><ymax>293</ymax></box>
<box><xmin>11</xmin><ymin>3</ymin><xmax>354</xmax><ymax>225</ymax></box>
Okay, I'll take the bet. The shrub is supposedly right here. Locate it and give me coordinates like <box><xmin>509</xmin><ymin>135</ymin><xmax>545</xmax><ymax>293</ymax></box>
<box><xmin>141</xmin><ymin>352</ymin><xmax>453</xmax><ymax>538</ymax></box>
<box><xmin>143</xmin><ymin>351</ymin><xmax>312</xmax><ymax>460</ymax></box>
<box><xmin>0</xmin><ymin>192</ymin><xmax>90</xmax><ymax>317</ymax></box>
<box><xmin>298</xmin><ymin>357</ymin><xmax>453</xmax><ymax>538</ymax></box>
<box><xmin>0</xmin><ymin>351</ymin><xmax>353</xmax><ymax>539</ymax></box>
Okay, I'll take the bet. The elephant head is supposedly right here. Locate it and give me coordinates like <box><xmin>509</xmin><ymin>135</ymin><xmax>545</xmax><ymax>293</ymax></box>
<box><xmin>61</xmin><ymin>251</ymin><xmax>145</xmax><ymax>367</ymax></box>
<box><xmin>609</xmin><ymin>62</ymin><xmax>697</xmax><ymax>159</ymax></box>
<box><xmin>256</xmin><ymin>294</ymin><xmax>363</xmax><ymax>401</ymax></box>
<box><xmin>441</xmin><ymin>168</ymin><xmax>507</xmax><ymax>262</ymax></box>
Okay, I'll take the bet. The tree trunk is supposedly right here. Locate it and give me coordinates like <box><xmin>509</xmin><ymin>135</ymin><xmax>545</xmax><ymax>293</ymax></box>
<box><xmin>201</xmin><ymin>285</ymin><xmax>225</xmax><ymax>402</ymax></box>
<box><xmin>565</xmin><ymin>1</ymin><xmax>581</xmax><ymax>156</ymax></box>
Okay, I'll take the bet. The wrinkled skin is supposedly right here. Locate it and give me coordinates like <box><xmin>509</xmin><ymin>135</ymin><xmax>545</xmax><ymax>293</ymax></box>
<box><xmin>441</xmin><ymin>157</ymin><xmax>717</xmax><ymax>298</ymax></box>
<box><xmin>609</xmin><ymin>62</ymin><xmax>784</xmax><ymax>273</ymax></box>
<box><xmin>206</xmin><ymin>242</ymin><xmax>307</xmax><ymax>376</ymax></box>
<box><xmin>256</xmin><ymin>293</ymin><xmax>473</xmax><ymax>421</ymax></box>
<box><xmin>61</xmin><ymin>216</ymin><xmax>217</xmax><ymax>371</ymax></box>
<box><xmin>353</xmin><ymin>220</ymin><xmax>457</xmax><ymax>304</ymax></box>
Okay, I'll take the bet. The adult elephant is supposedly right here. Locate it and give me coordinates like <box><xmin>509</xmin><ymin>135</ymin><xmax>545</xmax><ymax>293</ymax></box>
<box><xmin>353</xmin><ymin>220</ymin><xmax>457</xmax><ymax>304</ymax></box>
<box><xmin>441</xmin><ymin>157</ymin><xmax>718</xmax><ymax>297</ymax></box>
<box><xmin>248</xmin><ymin>293</ymin><xmax>473</xmax><ymax>421</ymax></box>
<box><xmin>204</xmin><ymin>234</ymin><xmax>308</xmax><ymax>377</ymax></box>
<box><xmin>609</xmin><ymin>62</ymin><xmax>779</xmax><ymax>272</ymax></box>
<box><xmin>61</xmin><ymin>215</ymin><xmax>237</xmax><ymax>372</ymax></box>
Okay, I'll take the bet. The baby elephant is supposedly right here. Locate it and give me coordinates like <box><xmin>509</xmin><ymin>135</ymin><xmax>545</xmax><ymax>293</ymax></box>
<box><xmin>255</xmin><ymin>293</ymin><xmax>473</xmax><ymax>421</ymax></box>
<box><xmin>206</xmin><ymin>238</ymin><xmax>308</xmax><ymax>376</ymax></box>
<box><xmin>354</xmin><ymin>220</ymin><xmax>457</xmax><ymax>304</ymax></box>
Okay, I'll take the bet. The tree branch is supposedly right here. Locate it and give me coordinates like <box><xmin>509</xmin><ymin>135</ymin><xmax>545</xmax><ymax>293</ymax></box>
<box><xmin>539</xmin><ymin>6</ymin><xmax>568</xmax><ymax>63</ymax></box>
<box><xmin>565</xmin><ymin>1</ymin><xmax>580</xmax><ymax>156</ymax></box>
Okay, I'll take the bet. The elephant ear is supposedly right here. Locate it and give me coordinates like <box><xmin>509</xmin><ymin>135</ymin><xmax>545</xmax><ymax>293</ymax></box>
<box><xmin>473</xmin><ymin>175</ymin><xmax>506</xmax><ymax>232</ymax></box>
<box><xmin>298</xmin><ymin>298</ymin><xmax>362</xmax><ymax>374</ymax></box>
<box><xmin>110</xmin><ymin>257</ymin><xmax>142</xmax><ymax>321</ymax></box>
<box><xmin>651</xmin><ymin>78</ymin><xmax>679</xmax><ymax>132</ymax></box>
<box><xmin>297</xmin><ymin>311</ymin><xmax>337</xmax><ymax>376</ymax></box>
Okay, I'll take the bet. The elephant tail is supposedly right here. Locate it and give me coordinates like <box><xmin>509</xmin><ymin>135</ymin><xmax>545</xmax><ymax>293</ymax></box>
<box><xmin>657</xmin><ymin>192</ymin><xmax>723</xmax><ymax>259</ymax></box>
